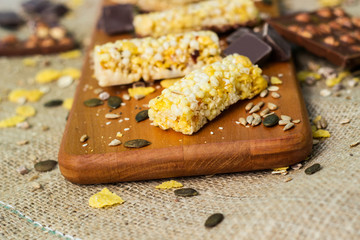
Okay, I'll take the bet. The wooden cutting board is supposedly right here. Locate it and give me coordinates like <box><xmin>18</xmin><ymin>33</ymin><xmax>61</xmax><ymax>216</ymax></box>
<box><xmin>58</xmin><ymin>0</ymin><xmax>312</xmax><ymax>184</ymax></box>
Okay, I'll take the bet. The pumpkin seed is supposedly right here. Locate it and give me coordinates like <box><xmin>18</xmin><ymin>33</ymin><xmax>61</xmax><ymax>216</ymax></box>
<box><xmin>84</xmin><ymin>98</ymin><xmax>103</xmax><ymax>107</ymax></box>
<box><xmin>245</xmin><ymin>102</ymin><xmax>253</xmax><ymax>112</ymax></box>
<box><xmin>44</xmin><ymin>99</ymin><xmax>63</xmax><ymax>107</ymax></box>
<box><xmin>34</xmin><ymin>160</ymin><xmax>57</xmax><ymax>172</ymax></box>
<box><xmin>135</xmin><ymin>110</ymin><xmax>149</xmax><ymax>122</ymax></box>
<box><xmin>107</xmin><ymin>96</ymin><xmax>122</xmax><ymax>109</ymax></box>
<box><xmin>239</xmin><ymin>117</ymin><xmax>247</xmax><ymax>126</ymax></box>
<box><xmin>305</xmin><ymin>163</ymin><xmax>321</xmax><ymax>175</ymax></box>
<box><xmin>174</xmin><ymin>188</ymin><xmax>199</xmax><ymax>197</ymax></box>
<box><xmin>263</xmin><ymin>114</ymin><xmax>279</xmax><ymax>127</ymax></box>
<box><xmin>260</xmin><ymin>89</ymin><xmax>268</xmax><ymax>98</ymax></box>
<box><xmin>271</xmin><ymin>92</ymin><xmax>281</xmax><ymax>99</ymax></box>
<box><xmin>283</xmin><ymin>122</ymin><xmax>295</xmax><ymax>131</ymax></box>
<box><xmin>205</xmin><ymin>213</ymin><xmax>224</xmax><ymax>228</ymax></box>
<box><xmin>124</xmin><ymin>139</ymin><xmax>151</xmax><ymax>148</ymax></box>
<box><xmin>268</xmin><ymin>102</ymin><xmax>278</xmax><ymax>111</ymax></box>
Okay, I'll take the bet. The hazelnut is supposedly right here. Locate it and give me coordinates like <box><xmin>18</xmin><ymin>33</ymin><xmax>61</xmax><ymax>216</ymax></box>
<box><xmin>317</xmin><ymin>8</ymin><xmax>332</xmax><ymax>18</ymax></box>
<box><xmin>352</xmin><ymin>17</ymin><xmax>360</xmax><ymax>28</ymax></box>
<box><xmin>336</xmin><ymin>17</ymin><xmax>353</xmax><ymax>28</ymax></box>
<box><xmin>295</xmin><ymin>13</ymin><xmax>310</xmax><ymax>23</ymax></box>
<box><xmin>317</xmin><ymin>24</ymin><xmax>332</xmax><ymax>34</ymax></box>
<box><xmin>49</xmin><ymin>27</ymin><xmax>66</xmax><ymax>40</ymax></box>
<box><xmin>2</xmin><ymin>35</ymin><xmax>18</xmax><ymax>45</ymax></box>
<box><xmin>58</xmin><ymin>37</ymin><xmax>73</xmax><ymax>46</ymax></box>
<box><xmin>340</xmin><ymin>35</ymin><xmax>355</xmax><ymax>44</ymax></box>
<box><xmin>299</xmin><ymin>30</ymin><xmax>313</xmax><ymax>39</ymax></box>
<box><xmin>305</xmin><ymin>25</ymin><xmax>317</xmax><ymax>35</ymax></box>
<box><xmin>323</xmin><ymin>36</ymin><xmax>339</xmax><ymax>46</ymax></box>
<box><xmin>333</xmin><ymin>7</ymin><xmax>345</xmax><ymax>17</ymax></box>
<box><xmin>25</xmin><ymin>40</ymin><xmax>37</xmax><ymax>49</ymax></box>
<box><xmin>36</xmin><ymin>25</ymin><xmax>49</xmax><ymax>39</ymax></box>
<box><xmin>28</xmin><ymin>34</ymin><xmax>38</xmax><ymax>42</ymax></box>
<box><xmin>329</xmin><ymin>21</ymin><xmax>342</xmax><ymax>30</ymax></box>
<box><xmin>288</xmin><ymin>25</ymin><xmax>300</xmax><ymax>33</ymax></box>
<box><xmin>40</xmin><ymin>38</ymin><xmax>55</xmax><ymax>48</ymax></box>
<box><xmin>351</xmin><ymin>45</ymin><xmax>360</xmax><ymax>52</ymax></box>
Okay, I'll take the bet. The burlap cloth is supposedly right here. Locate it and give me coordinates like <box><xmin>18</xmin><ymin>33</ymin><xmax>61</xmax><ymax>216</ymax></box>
<box><xmin>1</xmin><ymin>1</ymin><xmax>360</xmax><ymax>239</ymax></box>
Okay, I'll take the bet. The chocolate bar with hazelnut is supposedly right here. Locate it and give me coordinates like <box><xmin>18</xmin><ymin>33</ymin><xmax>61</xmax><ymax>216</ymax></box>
<box><xmin>268</xmin><ymin>7</ymin><xmax>360</xmax><ymax>68</ymax></box>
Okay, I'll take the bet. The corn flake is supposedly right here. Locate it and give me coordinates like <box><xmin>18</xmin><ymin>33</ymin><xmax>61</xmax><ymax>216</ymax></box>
<box><xmin>297</xmin><ymin>71</ymin><xmax>321</xmax><ymax>82</ymax></box>
<box><xmin>0</xmin><ymin>115</ymin><xmax>26</xmax><ymax>128</ymax></box>
<box><xmin>89</xmin><ymin>188</ymin><xmax>124</xmax><ymax>208</ymax></box>
<box><xmin>16</xmin><ymin>105</ymin><xmax>36</xmax><ymax>117</ymax></box>
<box><xmin>128</xmin><ymin>87</ymin><xmax>155</xmax><ymax>98</ymax></box>
<box><xmin>160</xmin><ymin>78</ymin><xmax>181</xmax><ymax>88</ymax></box>
<box><xmin>8</xmin><ymin>89</ymin><xmax>44</xmax><ymax>102</ymax></box>
<box><xmin>60</xmin><ymin>50</ymin><xmax>82</xmax><ymax>59</ymax></box>
<box><xmin>313</xmin><ymin>129</ymin><xmax>331</xmax><ymax>138</ymax></box>
<box><xmin>62</xmin><ymin>68</ymin><xmax>81</xmax><ymax>79</ymax></box>
<box><xmin>270</xmin><ymin>76</ymin><xmax>283</xmax><ymax>85</ymax></box>
<box><xmin>273</xmin><ymin>167</ymin><xmax>289</xmax><ymax>171</ymax></box>
<box><xmin>22</xmin><ymin>58</ymin><xmax>37</xmax><ymax>67</ymax></box>
<box><xmin>35</xmin><ymin>69</ymin><xmax>61</xmax><ymax>83</ymax></box>
<box><xmin>313</xmin><ymin>115</ymin><xmax>322</xmax><ymax>124</ymax></box>
<box><xmin>325</xmin><ymin>71</ymin><xmax>350</xmax><ymax>87</ymax></box>
<box><xmin>63</xmin><ymin>98</ymin><xmax>73</xmax><ymax>110</ymax></box>
<box><xmin>156</xmin><ymin>180</ymin><xmax>183</xmax><ymax>189</ymax></box>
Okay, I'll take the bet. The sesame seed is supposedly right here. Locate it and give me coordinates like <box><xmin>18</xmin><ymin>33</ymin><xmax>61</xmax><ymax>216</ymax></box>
<box><xmin>124</xmin><ymin>128</ymin><xmax>130</xmax><ymax>131</ymax></box>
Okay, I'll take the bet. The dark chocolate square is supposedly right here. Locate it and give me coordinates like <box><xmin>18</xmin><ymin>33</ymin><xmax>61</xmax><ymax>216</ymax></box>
<box><xmin>101</xmin><ymin>4</ymin><xmax>134</xmax><ymax>35</ymax></box>
<box><xmin>263</xmin><ymin>24</ymin><xmax>291</xmax><ymax>62</ymax></box>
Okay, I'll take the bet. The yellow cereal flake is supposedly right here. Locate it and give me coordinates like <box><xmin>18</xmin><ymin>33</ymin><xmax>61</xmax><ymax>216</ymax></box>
<box><xmin>89</xmin><ymin>188</ymin><xmax>125</xmax><ymax>209</ymax></box>
<box><xmin>60</xmin><ymin>50</ymin><xmax>82</xmax><ymax>59</ymax></box>
<box><xmin>297</xmin><ymin>71</ymin><xmax>321</xmax><ymax>82</ymax></box>
<box><xmin>0</xmin><ymin>115</ymin><xmax>26</xmax><ymax>128</ymax></box>
<box><xmin>160</xmin><ymin>78</ymin><xmax>181</xmax><ymax>88</ymax></box>
<box><xmin>35</xmin><ymin>69</ymin><xmax>61</xmax><ymax>83</ymax></box>
<box><xmin>325</xmin><ymin>71</ymin><xmax>350</xmax><ymax>87</ymax></box>
<box><xmin>8</xmin><ymin>89</ymin><xmax>44</xmax><ymax>102</ymax></box>
<box><xmin>16</xmin><ymin>105</ymin><xmax>36</xmax><ymax>117</ymax></box>
<box><xmin>270</xmin><ymin>76</ymin><xmax>283</xmax><ymax>85</ymax></box>
<box><xmin>128</xmin><ymin>87</ymin><xmax>155</xmax><ymax>98</ymax></box>
<box><xmin>22</xmin><ymin>58</ymin><xmax>37</xmax><ymax>67</ymax></box>
<box><xmin>273</xmin><ymin>167</ymin><xmax>289</xmax><ymax>171</ymax></box>
<box><xmin>313</xmin><ymin>129</ymin><xmax>331</xmax><ymax>138</ymax></box>
<box><xmin>62</xmin><ymin>68</ymin><xmax>81</xmax><ymax>79</ymax></box>
<box><xmin>155</xmin><ymin>180</ymin><xmax>183</xmax><ymax>189</ymax></box>
<box><xmin>313</xmin><ymin>115</ymin><xmax>322</xmax><ymax>124</ymax></box>
<box><xmin>116</xmin><ymin>132</ymin><xmax>123</xmax><ymax>137</ymax></box>
<box><xmin>63</xmin><ymin>98</ymin><xmax>73</xmax><ymax>110</ymax></box>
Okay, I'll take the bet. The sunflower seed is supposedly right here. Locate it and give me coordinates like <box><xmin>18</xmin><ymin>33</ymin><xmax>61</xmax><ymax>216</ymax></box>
<box><xmin>107</xmin><ymin>96</ymin><xmax>122</xmax><ymax>109</ymax></box>
<box><xmin>268</xmin><ymin>102</ymin><xmax>278</xmax><ymax>111</ymax></box>
<box><xmin>99</xmin><ymin>91</ymin><xmax>110</xmax><ymax>100</ymax></box>
<box><xmin>320</xmin><ymin>89</ymin><xmax>331</xmax><ymax>97</ymax></box>
<box><xmin>57</xmin><ymin>75</ymin><xmax>73</xmax><ymax>88</ymax></box>
<box><xmin>84</xmin><ymin>98</ymin><xmax>103</xmax><ymax>107</ymax></box>
<box><xmin>174</xmin><ymin>188</ymin><xmax>199</xmax><ymax>197</ymax></box>
<box><xmin>260</xmin><ymin>89</ymin><xmax>268</xmax><ymax>98</ymax></box>
<box><xmin>122</xmin><ymin>94</ymin><xmax>130</xmax><ymax>101</ymax></box>
<box><xmin>245</xmin><ymin>102</ymin><xmax>254</xmax><ymax>112</ymax></box>
<box><xmin>135</xmin><ymin>110</ymin><xmax>149</xmax><ymax>122</ymax></box>
<box><xmin>284</xmin><ymin>177</ymin><xmax>293</xmax><ymax>182</ymax></box>
<box><xmin>30</xmin><ymin>182</ymin><xmax>42</xmax><ymax>192</ymax></box>
<box><xmin>34</xmin><ymin>160</ymin><xmax>57</xmax><ymax>172</ymax></box>
<box><xmin>44</xmin><ymin>99</ymin><xmax>63</xmax><ymax>107</ymax></box>
<box><xmin>239</xmin><ymin>117</ymin><xmax>247</xmax><ymax>126</ymax></box>
<box><xmin>278</xmin><ymin>120</ymin><xmax>290</xmax><ymax>125</ymax></box>
<box><xmin>105</xmin><ymin>113</ymin><xmax>121</xmax><ymax>119</ymax></box>
<box><xmin>93</xmin><ymin>88</ymin><xmax>104</xmax><ymax>95</ymax></box>
<box><xmin>283</xmin><ymin>122</ymin><xmax>295</xmax><ymax>131</ymax></box>
<box><xmin>313</xmin><ymin>139</ymin><xmax>320</xmax><ymax>145</ymax></box>
<box><xmin>263</xmin><ymin>112</ymin><xmax>275</xmax><ymax>118</ymax></box>
<box><xmin>16</xmin><ymin>121</ymin><xmax>30</xmax><ymax>129</ymax></box>
<box><xmin>350</xmin><ymin>141</ymin><xmax>360</xmax><ymax>148</ymax></box>
<box><xmin>80</xmin><ymin>134</ymin><xmax>88</xmax><ymax>143</ymax></box>
<box><xmin>252</xmin><ymin>113</ymin><xmax>260</xmax><ymax>119</ymax></box>
<box><xmin>109</xmin><ymin>139</ymin><xmax>122</xmax><ymax>146</ymax></box>
<box><xmin>319</xmin><ymin>117</ymin><xmax>328</xmax><ymax>129</ymax></box>
<box><xmin>134</xmin><ymin>94</ymin><xmax>145</xmax><ymax>100</ymax></box>
<box><xmin>249</xmin><ymin>105</ymin><xmax>260</xmax><ymax>114</ymax></box>
<box><xmin>268</xmin><ymin>86</ymin><xmax>279</xmax><ymax>91</ymax></box>
<box><xmin>281</xmin><ymin>115</ymin><xmax>292</xmax><ymax>121</ymax></box>
<box><xmin>252</xmin><ymin>116</ymin><xmax>262</xmax><ymax>126</ymax></box>
<box><xmin>271</xmin><ymin>92</ymin><xmax>281</xmax><ymax>98</ymax></box>
<box><xmin>260</xmin><ymin>108</ymin><xmax>270</xmax><ymax>117</ymax></box>
<box><xmin>263</xmin><ymin>114</ymin><xmax>279</xmax><ymax>127</ymax></box>
<box><xmin>246</xmin><ymin>115</ymin><xmax>254</xmax><ymax>125</ymax></box>
<box><xmin>291</xmin><ymin>163</ymin><xmax>302</xmax><ymax>170</ymax></box>
<box><xmin>255</xmin><ymin>101</ymin><xmax>264</xmax><ymax>108</ymax></box>
<box><xmin>340</xmin><ymin>118</ymin><xmax>350</xmax><ymax>124</ymax></box>
<box><xmin>124</xmin><ymin>139</ymin><xmax>151</xmax><ymax>148</ymax></box>
<box><xmin>305</xmin><ymin>163</ymin><xmax>321</xmax><ymax>175</ymax></box>
<box><xmin>292</xmin><ymin>119</ymin><xmax>301</xmax><ymax>124</ymax></box>
<box><xmin>205</xmin><ymin>213</ymin><xmax>224</xmax><ymax>228</ymax></box>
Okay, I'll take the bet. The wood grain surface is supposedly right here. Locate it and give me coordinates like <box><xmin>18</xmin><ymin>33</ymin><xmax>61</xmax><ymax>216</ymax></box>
<box><xmin>58</xmin><ymin>0</ymin><xmax>312</xmax><ymax>184</ymax></box>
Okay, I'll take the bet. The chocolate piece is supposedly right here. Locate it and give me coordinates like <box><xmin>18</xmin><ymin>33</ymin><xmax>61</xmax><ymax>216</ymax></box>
<box><xmin>268</xmin><ymin>8</ymin><xmax>360</xmax><ymax>68</ymax></box>
<box><xmin>223</xmin><ymin>32</ymin><xmax>272</xmax><ymax>65</ymax></box>
<box><xmin>226</xmin><ymin>28</ymin><xmax>251</xmax><ymax>44</ymax></box>
<box><xmin>262</xmin><ymin>24</ymin><xmax>291</xmax><ymax>61</ymax></box>
<box><xmin>22</xmin><ymin>0</ymin><xmax>52</xmax><ymax>14</ymax></box>
<box><xmin>0</xmin><ymin>12</ymin><xmax>24</xmax><ymax>29</ymax></box>
<box><xmin>100</xmin><ymin>4</ymin><xmax>134</xmax><ymax>35</ymax></box>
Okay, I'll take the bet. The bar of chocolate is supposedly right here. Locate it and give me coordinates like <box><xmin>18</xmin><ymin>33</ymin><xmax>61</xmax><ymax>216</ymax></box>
<box><xmin>223</xmin><ymin>32</ymin><xmax>272</xmax><ymax>65</ymax></box>
<box><xmin>0</xmin><ymin>12</ymin><xmax>24</xmax><ymax>29</ymax></box>
<box><xmin>268</xmin><ymin>7</ymin><xmax>360</xmax><ymax>68</ymax></box>
<box><xmin>99</xmin><ymin>4</ymin><xmax>134</xmax><ymax>35</ymax></box>
<box><xmin>226</xmin><ymin>28</ymin><xmax>251</xmax><ymax>44</ymax></box>
<box><xmin>262</xmin><ymin>24</ymin><xmax>291</xmax><ymax>62</ymax></box>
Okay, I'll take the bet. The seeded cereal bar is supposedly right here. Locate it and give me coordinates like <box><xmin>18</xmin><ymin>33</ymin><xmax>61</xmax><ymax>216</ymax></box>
<box><xmin>134</xmin><ymin>0</ymin><xmax>259</xmax><ymax>37</ymax></box>
<box><xmin>148</xmin><ymin>54</ymin><xmax>268</xmax><ymax>135</ymax></box>
<box><xmin>93</xmin><ymin>31</ymin><xmax>221</xmax><ymax>86</ymax></box>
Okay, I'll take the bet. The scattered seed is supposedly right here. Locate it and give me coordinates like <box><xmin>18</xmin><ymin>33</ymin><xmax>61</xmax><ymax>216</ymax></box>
<box><xmin>93</xmin><ymin>88</ymin><xmax>103</xmax><ymax>95</ymax></box>
<box><xmin>255</xmin><ymin>101</ymin><xmax>264</xmax><ymax>108</ymax></box>
<box><xmin>292</xmin><ymin>119</ymin><xmax>301</xmax><ymax>124</ymax></box>
<box><xmin>246</xmin><ymin>115</ymin><xmax>254</xmax><ymax>125</ymax></box>
<box><xmin>291</xmin><ymin>163</ymin><xmax>302</xmax><ymax>170</ymax></box>
<box><xmin>124</xmin><ymin>128</ymin><xmax>130</xmax><ymax>131</ymax></box>
<box><xmin>245</xmin><ymin>102</ymin><xmax>254</xmax><ymax>112</ymax></box>
<box><xmin>34</xmin><ymin>160</ymin><xmax>57</xmax><ymax>172</ymax></box>
<box><xmin>252</xmin><ymin>116</ymin><xmax>262</xmax><ymax>126</ymax></box>
<box><xmin>305</xmin><ymin>163</ymin><xmax>321</xmax><ymax>175</ymax></box>
<box><xmin>263</xmin><ymin>114</ymin><xmax>279</xmax><ymax>127</ymax></box>
<box><xmin>260</xmin><ymin>89</ymin><xmax>268</xmax><ymax>98</ymax></box>
<box><xmin>219</xmin><ymin>127</ymin><xmax>223</xmax><ymax>130</ymax></box>
<box><xmin>134</xmin><ymin>94</ymin><xmax>145</xmax><ymax>100</ymax></box>
<box><xmin>268</xmin><ymin>102</ymin><xmax>278</xmax><ymax>111</ymax></box>
<box><xmin>16</xmin><ymin>121</ymin><xmax>30</xmax><ymax>129</ymax></box>
<box><xmin>107</xmin><ymin>96</ymin><xmax>122</xmax><ymax>109</ymax></box>
<box><xmin>239</xmin><ymin>117</ymin><xmax>247</xmax><ymax>126</ymax></box>
<box><xmin>313</xmin><ymin>139</ymin><xmax>320</xmax><ymax>145</ymax></box>
<box><xmin>174</xmin><ymin>188</ymin><xmax>199</xmax><ymax>197</ymax></box>
<box><xmin>44</xmin><ymin>99</ymin><xmax>63</xmax><ymax>107</ymax></box>
<box><xmin>320</xmin><ymin>89</ymin><xmax>331</xmax><ymax>97</ymax></box>
<box><xmin>28</xmin><ymin>175</ymin><xmax>39</xmax><ymax>181</ymax></box>
<box><xmin>42</xmin><ymin>125</ymin><xmax>49</xmax><ymax>131</ymax></box>
<box><xmin>109</xmin><ymin>139</ymin><xmax>122</xmax><ymax>146</ymax></box>
<box><xmin>122</xmin><ymin>94</ymin><xmax>130</xmax><ymax>101</ymax></box>
<box><xmin>278</xmin><ymin>120</ymin><xmax>290</xmax><ymax>125</ymax></box>
<box><xmin>99</xmin><ymin>91</ymin><xmax>110</xmax><ymax>100</ymax></box>
<box><xmin>84</xmin><ymin>98</ymin><xmax>103</xmax><ymax>107</ymax></box>
<box><xmin>124</xmin><ymin>139</ymin><xmax>151</xmax><ymax>148</ymax></box>
<box><xmin>260</xmin><ymin>108</ymin><xmax>270</xmax><ymax>117</ymax></box>
<box><xmin>268</xmin><ymin>86</ymin><xmax>279</xmax><ymax>91</ymax></box>
<box><xmin>350</xmin><ymin>141</ymin><xmax>360</xmax><ymax>148</ymax></box>
<box><xmin>284</xmin><ymin>177</ymin><xmax>293</xmax><ymax>182</ymax></box>
<box><xmin>135</xmin><ymin>110</ymin><xmax>149</xmax><ymax>122</ymax></box>
<box><xmin>210</xmin><ymin>131</ymin><xmax>214</xmax><ymax>135</ymax></box>
<box><xmin>348</xmin><ymin>79</ymin><xmax>358</xmax><ymax>88</ymax></box>
<box><xmin>80</xmin><ymin>134</ymin><xmax>88</xmax><ymax>143</ymax></box>
<box><xmin>281</xmin><ymin>115</ymin><xmax>292</xmax><ymax>121</ymax></box>
<box><xmin>271</xmin><ymin>92</ymin><xmax>281</xmax><ymax>98</ymax></box>
<box><xmin>82</xmin><ymin>143</ymin><xmax>88</xmax><ymax>147</ymax></box>
<box><xmin>249</xmin><ymin>105</ymin><xmax>260</xmax><ymax>114</ymax></box>
<box><xmin>57</xmin><ymin>75</ymin><xmax>73</xmax><ymax>88</ymax></box>
<box><xmin>205</xmin><ymin>213</ymin><xmax>224</xmax><ymax>228</ymax></box>
<box><xmin>340</xmin><ymin>118</ymin><xmax>350</xmax><ymax>124</ymax></box>
<box><xmin>105</xmin><ymin>113</ymin><xmax>121</xmax><ymax>119</ymax></box>
<box><xmin>17</xmin><ymin>166</ymin><xmax>29</xmax><ymax>175</ymax></box>
<box><xmin>283</xmin><ymin>122</ymin><xmax>295</xmax><ymax>131</ymax></box>
<box><xmin>319</xmin><ymin>117</ymin><xmax>328</xmax><ymax>129</ymax></box>
<box><xmin>17</xmin><ymin>140</ymin><xmax>29</xmax><ymax>146</ymax></box>
<box><xmin>263</xmin><ymin>112</ymin><xmax>275</xmax><ymax>118</ymax></box>
<box><xmin>30</xmin><ymin>182</ymin><xmax>42</xmax><ymax>192</ymax></box>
